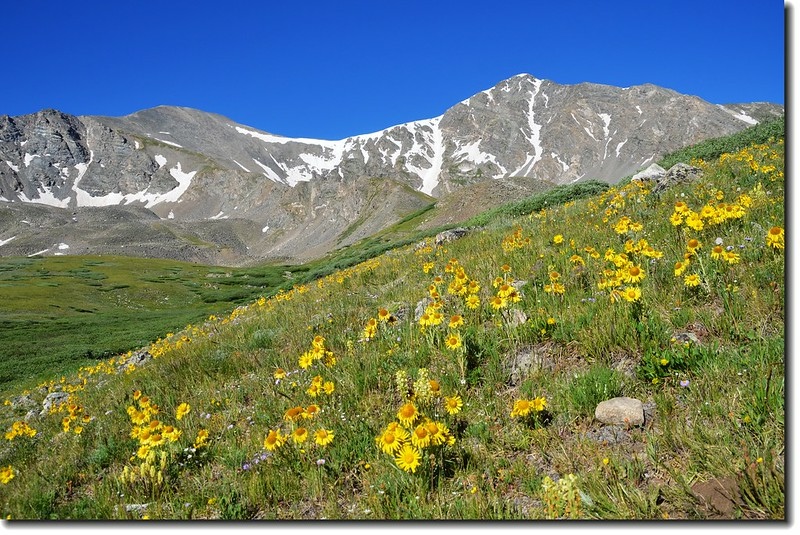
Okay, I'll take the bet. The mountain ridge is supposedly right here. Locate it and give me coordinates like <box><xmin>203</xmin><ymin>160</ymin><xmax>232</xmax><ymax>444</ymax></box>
<box><xmin>0</xmin><ymin>73</ymin><xmax>784</xmax><ymax>264</ymax></box>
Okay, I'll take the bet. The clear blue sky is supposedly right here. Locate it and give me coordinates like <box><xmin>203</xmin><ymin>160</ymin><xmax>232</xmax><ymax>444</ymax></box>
<box><xmin>2</xmin><ymin>0</ymin><xmax>786</xmax><ymax>140</ymax></box>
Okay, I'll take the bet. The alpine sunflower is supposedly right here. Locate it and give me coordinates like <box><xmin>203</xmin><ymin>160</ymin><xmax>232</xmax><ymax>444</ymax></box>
<box><xmin>511</xmin><ymin>399</ymin><xmax>532</xmax><ymax>418</ymax></box>
<box><xmin>766</xmin><ymin>226</ymin><xmax>784</xmax><ymax>250</ymax></box>
<box><xmin>410</xmin><ymin>424</ymin><xmax>432</xmax><ymax>449</ymax></box>
<box><xmin>444</xmin><ymin>395</ymin><xmax>463</xmax><ymax>415</ymax></box>
<box><xmin>314</xmin><ymin>428</ymin><xmax>334</xmax><ymax>447</ymax></box>
<box><xmin>397</xmin><ymin>402</ymin><xmax>419</xmax><ymax>427</ymax></box>
<box><xmin>684</xmin><ymin>273</ymin><xmax>701</xmax><ymax>287</ymax></box>
<box><xmin>394</xmin><ymin>444</ymin><xmax>422</xmax><ymax>473</ymax></box>
<box><xmin>0</xmin><ymin>466</ymin><xmax>14</xmax><ymax>484</ymax></box>
<box><xmin>445</xmin><ymin>333</ymin><xmax>462</xmax><ymax>351</ymax></box>
<box><xmin>292</xmin><ymin>427</ymin><xmax>309</xmax><ymax>444</ymax></box>
<box><xmin>264</xmin><ymin>429</ymin><xmax>286</xmax><ymax>451</ymax></box>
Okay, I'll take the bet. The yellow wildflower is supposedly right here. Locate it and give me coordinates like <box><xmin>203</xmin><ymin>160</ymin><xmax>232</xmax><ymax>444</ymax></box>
<box><xmin>449</xmin><ymin>314</ymin><xmax>464</xmax><ymax>329</ymax></box>
<box><xmin>0</xmin><ymin>466</ymin><xmax>14</xmax><ymax>484</ymax></box>
<box><xmin>684</xmin><ymin>273</ymin><xmax>701</xmax><ymax>287</ymax></box>
<box><xmin>314</xmin><ymin>428</ymin><xmax>334</xmax><ymax>447</ymax></box>
<box><xmin>410</xmin><ymin>424</ymin><xmax>432</xmax><ymax>449</ymax></box>
<box><xmin>686</xmin><ymin>238</ymin><xmax>702</xmax><ymax>255</ymax></box>
<box><xmin>394</xmin><ymin>445</ymin><xmax>421</xmax><ymax>473</ymax></box>
<box><xmin>397</xmin><ymin>402</ymin><xmax>419</xmax><ymax>427</ymax></box>
<box><xmin>444</xmin><ymin>395</ymin><xmax>463</xmax><ymax>415</ymax></box>
<box><xmin>445</xmin><ymin>333</ymin><xmax>462</xmax><ymax>351</ymax></box>
<box><xmin>531</xmin><ymin>396</ymin><xmax>547</xmax><ymax>412</ymax></box>
<box><xmin>622</xmin><ymin>286</ymin><xmax>642</xmax><ymax>302</ymax></box>
<box><xmin>291</xmin><ymin>427</ymin><xmax>309</xmax><ymax>444</ymax></box>
<box><xmin>766</xmin><ymin>226</ymin><xmax>784</xmax><ymax>250</ymax></box>
<box><xmin>511</xmin><ymin>399</ymin><xmax>532</xmax><ymax>418</ymax></box>
<box><xmin>175</xmin><ymin>403</ymin><xmax>191</xmax><ymax>421</ymax></box>
<box><xmin>264</xmin><ymin>429</ymin><xmax>286</xmax><ymax>451</ymax></box>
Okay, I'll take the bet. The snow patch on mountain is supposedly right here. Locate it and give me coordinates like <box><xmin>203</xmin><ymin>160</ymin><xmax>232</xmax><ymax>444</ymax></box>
<box><xmin>31</xmin><ymin>185</ymin><xmax>70</xmax><ymax>208</ymax></box>
<box><xmin>511</xmin><ymin>78</ymin><xmax>544</xmax><ymax>176</ymax></box>
<box><xmin>404</xmin><ymin>118</ymin><xmax>443</xmax><ymax>196</ymax></box>
<box><xmin>233</xmin><ymin>160</ymin><xmax>251</xmax><ymax>173</ymax></box>
<box><xmin>452</xmin><ymin>139</ymin><xmax>507</xmax><ymax>178</ymax></box>
<box><xmin>0</xmin><ymin>236</ymin><xmax>16</xmax><ymax>247</ymax></box>
<box><xmin>251</xmin><ymin>157</ymin><xmax>282</xmax><ymax>183</ymax></box>
<box><xmin>718</xmin><ymin>105</ymin><xmax>758</xmax><ymax>125</ymax></box>
<box><xmin>235</xmin><ymin>125</ymin><xmax>340</xmax><ymax>149</ymax></box>
<box><xmin>598</xmin><ymin>113</ymin><xmax>611</xmax><ymax>138</ymax></box>
<box><xmin>552</xmin><ymin>152</ymin><xmax>570</xmax><ymax>172</ymax></box>
<box><xmin>299</xmin><ymin>149</ymin><xmax>340</xmax><ymax>173</ymax></box>
<box><xmin>4</xmin><ymin>161</ymin><xmax>19</xmax><ymax>172</ymax></box>
<box><xmin>153</xmin><ymin>138</ymin><xmax>183</xmax><ymax>148</ymax></box>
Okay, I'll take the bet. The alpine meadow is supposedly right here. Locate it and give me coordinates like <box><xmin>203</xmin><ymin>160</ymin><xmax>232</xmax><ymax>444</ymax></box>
<box><xmin>0</xmin><ymin>115</ymin><xmax>785</xmax><ymax>520</ymax></box>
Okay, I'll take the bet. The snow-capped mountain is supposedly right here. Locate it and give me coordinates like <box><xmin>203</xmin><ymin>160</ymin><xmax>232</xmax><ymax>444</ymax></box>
<box><xmin>0</xmin><ymin>74</ymin><xmax>784</xmax><ymax>264</ymax></box>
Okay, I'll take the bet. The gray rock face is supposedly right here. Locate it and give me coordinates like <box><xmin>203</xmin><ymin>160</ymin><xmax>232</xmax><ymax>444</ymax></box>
<box><xmin>0</xmin><ymin>74</ymin><xmax>783</xmax><ymax>264</ymax></box>
<box><xmin>434</xmin><ymin>227</ymin><xmax>468</xmax><ymax>245</ymax></box>
<box><xmin>653</xmin><ymin>163</ymin><xmax>704</xmax><ymax>193</ymax></box>
<box><xmin>595</xmin><ymin>396</ymin><xmax>644</xmax><ymax>426</ymax></box>
<box><xmin>40</xmin><ymin>391</ymin><xmax>70</xmax><ymax>416</ymax></box>
<box><xmin>632</xmin><ymin>163</ymin><xmax>666</xmax><ymax>183</ymax></box>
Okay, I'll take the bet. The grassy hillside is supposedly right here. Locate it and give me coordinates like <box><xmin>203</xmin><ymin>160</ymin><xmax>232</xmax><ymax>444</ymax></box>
<box><xmin>0</xmin><ymin>256</ymin><xmax>312</xmax><ymax>392</ymax></box>
<box><xmin>0</xmin><ymin>124</ymin><xmax>784</xmax><ymax>520</ymax></box>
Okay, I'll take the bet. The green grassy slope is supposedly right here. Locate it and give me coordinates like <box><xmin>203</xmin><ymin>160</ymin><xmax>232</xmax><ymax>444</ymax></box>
<box><xmin>0</xmin><ymin>256</ymin><xmax>311</xmax><ymax>392</ymax></box>
<box><xmin>0</xmin><ymin>119</ymin><xmax>785</xmax><ymax>520</ymax></box>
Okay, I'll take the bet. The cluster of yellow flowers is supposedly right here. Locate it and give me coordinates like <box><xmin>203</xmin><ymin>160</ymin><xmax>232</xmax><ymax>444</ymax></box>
<box><xmin>591</xmin><ymin>180</ymin><xmax>650</xmax><ymax>223</ymax></box>
<box><xmin>59</xmin><ymin>402</ymin><xmax>92</xmax><ymax>435</ymax></box>
<box><xmin>491</xmin><ymin>266</ymin><xmax>523</xmax><ymax>307</ymax></box>
<box><xmin>362</xmin><ymin>317</ymin><xmax>378</xmax><ymax>340</ymax></box>
<box><xmin>36</xmin><ymin>375</ymin><xmax>87</xmax><ymax>396</ymax></box>
<box><xmin>376</xmin><ymin>369</ymin><xmax>461</xmax><ymax>473</ymax></box>
<box><xmin>363</xmin><ymin>308</ymin><xmax>398</xmax><ymax>340</ymax></box>
<box><xmin>263</xmin><ymin>336</ymin><xmax>337</xmax><ymax>454</ymax></box>
<box><xmin>118</xmin><ymin>393</ymin><xmax>203</xmax><ymax>493</ymax></box>
<box><xmin>709</xmin><ymin>244</ymin><xmax>741</xmax><ymax>265</ymax></box>
<box><xmin>501</xmin><ymin>226</ymin><xmax>531</xmax><ymax>252</ymax></box>
<box><xmin>719</xmin><ymin>141</ymin><xmax>784</xmax><ymax>182</ymax></box>
<box><xmin>126</xmin><ymin>392</ymin><xmax>184</xmax><ymax>460</ymax></box>
<box><xmin>596</xmin><ymin>247</ymin><xmax>643</xmax><ymax>303</ymax></box>
<box><xmin>543</xmin><ymin>269</ymin><xmax>565</xmax><ymax>296</ymax></box>
<box><xmin>669</xmin><ymin>196</ymin><xmax>748</xmax><ymax>231</ymax></box>
<box><xmin>418</xmin><ymin>301</ymin><xmax>444</xmax><ymax>329</ymax></box>
<box><xmin>445</xmin><ymin>259</ymin><xmax>480</xmax><ymax>299</ymax></box>
<box><xmin>78</xmin><ymin>355</ymin><xmax>124</xmax><ymax>377</ymax></box>
<box><xmin>613</xmin><ymin>216</ymin><xmax>644</xmax><ymax>236</ymax></box>
<box><xmin>510</xmin><ymin>396</ymin><xmax>547</xmax><ymax>418</ymax></box>
<box><xmin>298</xmin><ymin>335</ymin><xmax>337</xmax><ymax>369</ymax></box>
<box><xmin>263</xmin><ymin>403</ymin><xmax>335</xmax><ymax>451</ymax></box>
<box><xmin>316</xmin><ymin>257</ymin><xmax>382</xmax><ymax>289</ymax></box>
<box><xmin>4</xmin><ymin>420</ymin><xmax>36</xmax><ymax>441</ymax></box>
<box><xmin>149</xmin><ymin>332</ymin><xmax>195</xmax><ymax>359</ymax></box>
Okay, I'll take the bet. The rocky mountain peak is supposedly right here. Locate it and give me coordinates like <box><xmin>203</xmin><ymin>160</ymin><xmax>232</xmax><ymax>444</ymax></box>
<box><xmin>0</xmin><ymin>74</ymin><xmax>784</xmax><ymax>265</ymax></box>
